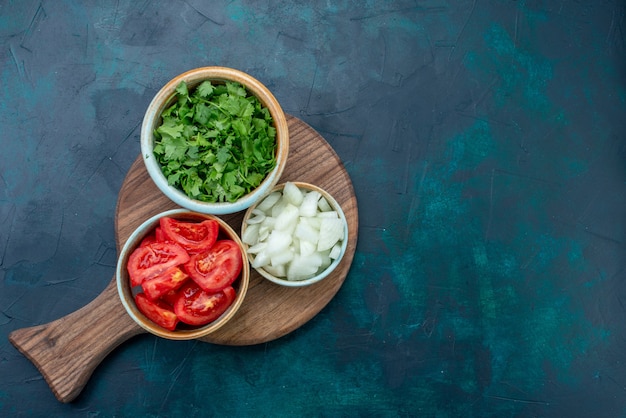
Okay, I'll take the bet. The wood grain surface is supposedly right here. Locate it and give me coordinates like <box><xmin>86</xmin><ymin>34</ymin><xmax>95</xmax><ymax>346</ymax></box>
<box><xmin>8</xmin><ymin>280</ymin><xmax>142</xmax><ymax>403</ymax></box>
<box><xmin>8</xmin><ymin>115</ymin><xmax>358</xmax><ymax>402</ymax></box>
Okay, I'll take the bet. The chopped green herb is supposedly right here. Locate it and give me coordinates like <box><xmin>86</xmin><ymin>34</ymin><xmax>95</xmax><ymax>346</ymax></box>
<box><xmin>153</xmin><ymin>80</ymin><xmax>277</xmax><ymax>203</ymax></box>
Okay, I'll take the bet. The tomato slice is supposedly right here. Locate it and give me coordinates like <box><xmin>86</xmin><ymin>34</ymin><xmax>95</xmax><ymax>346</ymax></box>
<box><xmin>155</xmin><ymin>226</ymin><xmax>167</xmax><ymax>243</ymax></box>
<box><xmin>161</xmin><ymin>289</ymin><xmax>179</xmax><ymax>307</ymax></box>
<box><xmin>160</xmin><ymin>217</ymin><xmax>219</xmax><ymax>254</ymax></box>
<box><xmin>141</xmin><ymin>266</ymin><xmax>189</xmax><ymax>301</ymax></box>
<box><xmin>139</xmin><ymin>233</ymin><xmax>156</xmax><ymax>247</ymax></box>
<box><xmin>139</xmin><ymin>227</ymin><xmax>168</xmax><ymax>247</ymax></box>
<box><xmin>183</xmin><ymin>240</ymin><xmax>243</xmax><ymax>293</ymax></box>
<box><xmin>134</xmin><ymin>292</ymin><xmax>179</xmax><ymax>331</ymax></box>
<box><xmin>127</xmin><ymin>242</ymin><xmax>190</xmax><ymax>287</ymax></box>
<box><xmin>173</xmin><ymin>282</ymin><xmax>236</xmax><ymax>326</ymax></box>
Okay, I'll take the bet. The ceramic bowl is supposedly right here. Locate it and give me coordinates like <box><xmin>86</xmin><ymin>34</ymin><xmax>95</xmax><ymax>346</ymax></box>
<box><xmin>116</xmin><ymin>209</ymin><xmax>250</xmax><ymax>340</ymax></box>
<box><xmin>141</xmin><ymin>66</ymin><xmax>289</xmax><ymax>215</ymax></box>
<box><xmin>241</xmin><ymin>182</ymin><xmax>348</xmax><ymax>287</ymax></box>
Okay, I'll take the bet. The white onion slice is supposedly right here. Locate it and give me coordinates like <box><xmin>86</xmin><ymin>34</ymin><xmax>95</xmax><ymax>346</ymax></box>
<box><xmin>274</xmin><ymin>203</ymin><xmax>299</xmax><ymax>231</ymax></box>
<box><xmin>329</xmin><ymin>242</ymin><xmax>342</xmax><ymax>259</ymax></box>
<box><xmin>246</xmin><ymin>208</ymin><xmax>266</xmax><ymax>224</ymax></box>
<box><xmin>299</xmin><ymin>190</ymin><xmax>320</xmax><ymax>217</ymax></box>
<box><xmin>257</xmin><ymin>191</ymin><xmax>281</xmax><ymax>212</ymax></box>
<box><xmin>271</xmin><ymin>249</ymin><xmax>294</xmax><ymax>266</ymax></box>
<box><xmin>251</xmin><ymin>250</ymin><xmax>270</xmax><ymax>268</ymax></box>
<box><xmin>317</xmin><ymin>217</ymin><xmax>344</xmax><ymax>252</ymax></box>
<box><xmin>247</xmin><ymin>242</ymin><xmax>267</xmax><ymax>254</ymax></box>
<box><xmin>242</xmin><ymin>223</ymin><xmax>260</xmax><ymax>245</ymax></box>
<box><xmin>317</xmin><ymin>210</ymin><xmax>339</xmax><ymax>218</ymax></box>
<box><xmin>318</xmin><ymin>196</ymin><xmax>332</xmax><ymax>212</ymax></box>
<box><xmin>294</xmin><ymin>221</ymin><xmax>319</xmax><ymax>244</ymax></box>
<box><xmin>265</xmin><ymin>229</ymin><xmax>292</xmax><ymax>256</ymax></box>
<box><xmin>283</xmin><ymin>182</ymin><xmax>304</xmax><ymax>206</ymax></box>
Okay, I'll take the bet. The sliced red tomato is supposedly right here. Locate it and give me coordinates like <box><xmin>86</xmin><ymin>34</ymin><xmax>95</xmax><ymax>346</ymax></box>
<box><xmin>173</xmin><ymin>282</ymin><xmax>236</xmax><ymax>326</ymax></box>
<box><xmin>183</xmin><ymin>240</ymin><xmax>243</xmax><ymax>293</ymax></box>
<box><xmin>155</xmin><ymin>226</ymin><xmax>167</xmax><ymax>243</ymax></box>
<box><xmin>139</xmin><ymin>227</ymin><xmax>168</xmax><ymax>247</ymax></box>
<box><xmin>161</xmin><ymin>289</ymin><xmax>179</xmax><ymax>307</ymax></box>
<box><xmin>141</xmin><ymin>266</ymin><xmax>189</xmax><ymax>301</ymax></box>
<box><xmin>160</xmin><ymin>217</ymin><xmax>219</xmax><ymax>254</ymax></box>
<box><xmin>127</xmin><ymin>242</ymin><xmax>190</xmax><ymax>287</ymax></box>
<box><xmin>134</xmin><ymin>292</ymin><xmax>179</xmax><ymax>331</ymax></box>
<box><xmin>139</xmin><ymin>233</ymin><xmax>156</xmax><ymax>247</ymax></box>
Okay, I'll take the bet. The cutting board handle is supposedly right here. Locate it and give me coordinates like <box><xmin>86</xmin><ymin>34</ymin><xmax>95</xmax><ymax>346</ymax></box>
<box><xmin>8</xmin><ymin>277</ymin><xmax>144</xmax><ymax>403</ymax></box>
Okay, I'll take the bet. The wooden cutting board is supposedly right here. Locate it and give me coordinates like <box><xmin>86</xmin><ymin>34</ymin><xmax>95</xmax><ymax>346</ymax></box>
<box><xmin>8</xmin><ymin>115</ymin><xmax>359</xmax><ymax>403</ymax></box>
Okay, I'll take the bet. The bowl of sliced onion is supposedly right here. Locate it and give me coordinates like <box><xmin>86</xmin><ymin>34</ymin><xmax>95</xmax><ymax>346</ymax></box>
<box><xmin>240</xmin><ymin>181</ymin><xmax>348</xmax><ymax>287</ymax></box>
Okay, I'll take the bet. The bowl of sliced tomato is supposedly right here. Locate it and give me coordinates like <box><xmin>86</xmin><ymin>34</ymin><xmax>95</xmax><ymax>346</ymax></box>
<box><xmin>116</xmin><ymin>209</ymin><xmax>249</xmax><ymax>340</ymax></box>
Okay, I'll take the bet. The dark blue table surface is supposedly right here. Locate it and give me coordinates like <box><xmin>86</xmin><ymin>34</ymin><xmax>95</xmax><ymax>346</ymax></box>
<box><xmin>2</xmin><ymin>1</ymin><xmax>626</xmax><ymax>416</ymax></box>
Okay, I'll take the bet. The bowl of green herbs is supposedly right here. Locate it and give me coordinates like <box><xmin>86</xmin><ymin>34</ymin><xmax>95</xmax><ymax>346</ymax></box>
<box><xmin>141</xmin><ymin>67</ymin><xmax>289</xmax><ymax>215</ymax></box>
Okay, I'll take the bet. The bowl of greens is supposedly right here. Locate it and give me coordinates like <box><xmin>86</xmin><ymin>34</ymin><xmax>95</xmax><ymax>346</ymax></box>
<box><xmin>141</xmin><ymin>67</ymin><xmax>289</xmax><ymax>215</ymax></box>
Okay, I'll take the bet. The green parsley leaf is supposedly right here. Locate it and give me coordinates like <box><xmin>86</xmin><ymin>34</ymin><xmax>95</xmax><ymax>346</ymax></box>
<box><xmin>196</xmin><ymin>81</ymin><xmax>214</xmax><ymax>98</ymax></box>
<box><xmin>156</xmin><ymin>118</ymin><xmax>184</xmax><ymax>139</ymax></box>
<box><xmin>161</xmin><ymin>136</ymin><xmax>187</xmax><ymax>161</ymax></box>
<box><xmin>226</xmin><ymin>81</ymin><xmax>247</xmax><ymax>97</ymax></box>
<box><xmin>194</xmin><ymin>103</ymin><xmax>211</xmax><ymax>125</ymax></box>
<box><xmin>216</xmin><ymin>146</ymin><xmax>231</xmax><ymax>164</ymax></box>
<box><xmin>175</xmin><ymin>81</ymin><xmax>188</xmax><ymax>97</ymax></box>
